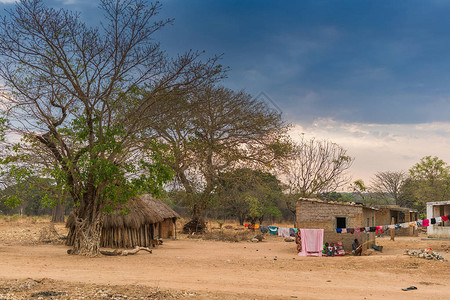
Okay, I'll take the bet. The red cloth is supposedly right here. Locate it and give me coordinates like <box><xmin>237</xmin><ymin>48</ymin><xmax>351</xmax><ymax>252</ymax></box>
<box><xmin>376</xmin><ymin>226</ymin><xmax>383</xmax><ymax>234</ymax></box>
<box><xmin>298</xmin><ymin>229</ymin><xmax>324</xmax><ymax>257</ymax></box>
<box><xmin>244</xmin><ymin>224</ymin><xmax>249</xmax><ymax>228</ymax></box>
<box><xmin>422</xmin><ymin>219</ymin><xmax>429</xmax><ymax>227</ymax></box>
<box><xmin>442</xmin><ymin>215</ymin><xmax>449</xmax><ymax>221</ymax></box>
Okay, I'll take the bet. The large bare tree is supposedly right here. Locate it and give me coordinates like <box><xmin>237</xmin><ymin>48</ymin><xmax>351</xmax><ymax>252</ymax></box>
<box><xmin>280</xmin><ymin>136</ymin><xmax>353</xmax><ymax>216</ymax></box>
<box><xmin>148</xmin><ymin>85</ymin><xmax>290</xmax><ymax>231</ymax></box>
<box><xmin>0</xmin><ymin>0</ymin><xmax>221</xmax><ymax>255</ymax></box>
<box><xmin>370</xmin><ymin>171</ymin><xmax>406</xmax><ymax>205</ymax></box>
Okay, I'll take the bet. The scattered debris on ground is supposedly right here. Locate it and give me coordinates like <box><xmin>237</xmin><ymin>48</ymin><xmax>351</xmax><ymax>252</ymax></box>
<box><xmin>0</xmin><ymin>278</ymin><xmax>192</xmax><ymax>299</ymax></box>
<box><xmin>404</xmin><ymin>248</ymin><xmax>447</xmax><ymax>261</ymax></box>
<box><xmin>284</xmin><ymin>236</ymin><xmax>295</xmax><ymax>242</ymax></box>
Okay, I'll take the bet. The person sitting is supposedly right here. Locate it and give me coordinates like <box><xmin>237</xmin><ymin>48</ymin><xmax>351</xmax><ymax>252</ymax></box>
<box><xmin>323</xmin><ymin>242</ymin><xmax>329</xmax><ymax>256</ymax></box>
<box><xmin>352</xmin><ymin>239</ymin><xmax>362</xmax><ymax>256</ymax></box>
<box><xmin>327</xmin><ymin>242</ymin><xmax>335</xmax><ymax>257</ymax></box>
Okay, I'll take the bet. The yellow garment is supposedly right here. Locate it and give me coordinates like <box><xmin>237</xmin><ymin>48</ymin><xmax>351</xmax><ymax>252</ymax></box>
<box><xmin>254</xmin><ymin>224</ymin><xmax>260</xmax><ymax>229</ymax></box>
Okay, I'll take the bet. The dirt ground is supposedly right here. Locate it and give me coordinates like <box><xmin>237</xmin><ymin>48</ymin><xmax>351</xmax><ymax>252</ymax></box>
<box><xmin>0</xmin><ymin>217</ymin><xmax>449</xmax><ymax>299</ymax></box>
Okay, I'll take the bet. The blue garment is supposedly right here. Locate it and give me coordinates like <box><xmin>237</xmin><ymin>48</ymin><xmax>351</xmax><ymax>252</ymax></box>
<box><xmin>336</xmin><ymin>228</ymin><xmax>342</xmax><ymax>233</ymax></box>
<box><xmin>289</xmin><ymin>228</ymin><xmax>298</xmax><ymax>237</ymax></box>
<box><xmin>269</xmin><ymin>226</ymin><xmax>278</xmax><ymax>235</ymax></box>
<box><xmin>260</xmin><ymin>225</ymin><xmax>269</xmax><ymax>234</ymax></box>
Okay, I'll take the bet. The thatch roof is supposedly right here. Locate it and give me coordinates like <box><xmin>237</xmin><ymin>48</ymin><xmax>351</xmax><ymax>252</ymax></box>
<box><xmin>67</xmin><ymin>194</ymin><xmax>180</xmax><ymax>230</ymax></box>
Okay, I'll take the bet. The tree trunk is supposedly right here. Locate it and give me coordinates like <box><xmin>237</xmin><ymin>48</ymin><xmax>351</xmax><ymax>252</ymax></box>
<box><xmin>238</xmin><ymin>214</ymin><xmax>244</xmax><ymax>226</ymax></box>
<box><xmin>51</xmin><ymin>201</ymin><xmax>65</xmax><ymax>223</ymax></box>
<box><xmin>69</xmin><ymin>200</ymin><xmax>103</xmax><ymax>257</ymax></box>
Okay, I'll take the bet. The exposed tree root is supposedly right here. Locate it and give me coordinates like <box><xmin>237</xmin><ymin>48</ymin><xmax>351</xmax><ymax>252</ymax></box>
<box><xmin>98</xmin><ymin>246</ymin><xmax>153</xmax><ymax>256</ymax></box>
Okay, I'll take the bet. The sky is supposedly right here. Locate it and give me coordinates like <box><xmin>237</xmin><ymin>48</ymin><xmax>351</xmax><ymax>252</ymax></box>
<box><xmin>1</xmin><ymin>0</ymin><xmax>450</xmax><ymax>186</ymax></box>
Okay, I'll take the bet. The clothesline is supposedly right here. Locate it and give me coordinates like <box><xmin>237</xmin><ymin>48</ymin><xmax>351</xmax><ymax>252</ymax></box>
<box><xmin>244</xmin><ymin>223</ymin><xmax>299</xmax><ymax>238</ymax></box>
<box><xmin>243</xmin><ymin>213</ymin><xmax>450</xmax><ymax>237</ymax></box>
<box><xmin>335</xmin><ymin>214</ymin><xmax>449</xmax><ymax>234</ymax></box>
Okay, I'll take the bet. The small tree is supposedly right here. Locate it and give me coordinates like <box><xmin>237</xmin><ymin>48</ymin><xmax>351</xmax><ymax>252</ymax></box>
<box><xmin>215</xmin><ymin>168</ymin><xmax>283</xmax><ymax>225</ymax></box>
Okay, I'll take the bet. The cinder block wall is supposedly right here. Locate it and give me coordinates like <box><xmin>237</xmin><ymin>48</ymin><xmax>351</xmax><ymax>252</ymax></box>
<box><xmin>296</xmin><ymin>199</ymin><xmax>376</xmax><ymax>252</ymax></box>
<box><xmin>296</xmin><ymin>200</ymin><xmax>364</xmax><ymax>229</ymax></box>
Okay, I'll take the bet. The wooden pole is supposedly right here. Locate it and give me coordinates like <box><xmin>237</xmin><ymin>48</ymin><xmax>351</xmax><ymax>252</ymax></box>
<box><xmin>390</xmin><ymin>217</ymin><xmax>395</xmax><ymax>241</ymax></box>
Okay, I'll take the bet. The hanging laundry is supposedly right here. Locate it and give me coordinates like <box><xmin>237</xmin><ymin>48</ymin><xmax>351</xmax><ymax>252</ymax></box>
<box><xmin>244</xmin><ymin>224</ymin><xmax>249</xmax><ymax>228</ymax></box>
<box><xmin>295</xmin><ymin>230</ymin><xmax>302</xmax><ymax>253</ymax></box>
<box><xmin>442</xmin><ymin>215</ymin><xmax>449</xmax><ymax>222</ymax></box>
<box><xmin>409</xmin><ymin>221</ymin><xmax>417</xmax><ymax>227</ymax></box>
<box><xmin>376</xmin><ymin>226</ymin><xmax>383</xmax><ymax>234</ymax></box>
<box><xmin>383</xmin><ymin>225</ymin><xmax>389</xmax><ymax>232</ymax></box>
<box><xmin>248</xmin><ymin>224</ymin><xmax>255</xmax><ymax>230</ymax></box>
<box><xmin>395</xmin><ymin>224</ymin><xmax>401</xmax><ymax>230</ymax></box>
<box><xmin>347</xmin><ymin>228</ymin><xmax>354</xmax><ymax>234</ymax></box>
<box><xmin>255</xmin><ymin>224</ymin><xmax>260</xmax><ymax>229</ymax></box>
<box><xmin>278</xmin><ymin>227</ymin><xmax>290</xmax><ymax>238</ymax></box>
<box><xmin>435</xmin><ymin>217</ymin><xmax>442</xmax><ymax>223</ymax></box>
<box><xmin>297</xmin><ymin>228</ymin><xmax>324</xmax><ymax>257</ymax></box>
<box><xmin>369</xmin><ymin>227</ymin><xmax>376</xmax><ymax>232</ymax></box>
<box><xmin>269</xmin><ymin>226</ymin><xmax>278</xmax><ymax>235</ymax></box>
<box><xmin>354</xmin><ymin>228</ymin><xmax>361</xmax><ymax>233</ymax></box>
<box><xmin>289</xmin><ymin>228</ymin><xmax>298</xmax><ymax>237</ymax></box>
<box><xmin>388</xmin><ymin>225</ymin><xmax>395</xmax><ymax>230</ymax></box>
<box><xmin>416</xmin><ymin>220</ymin><xmax>423</xmax><ymax>227</ymax></box>
<box><xmin>341</xmin><ymin>228</ymin><xmax>347</xmax><ymax>234</ymax></box>
<box><xmin>430</xmin><ymin>218</ymin><xmax>436</xmax><ymax>224</ymax></box>
<box><xmin>260</xmin><ymin>225</ymin><xmax>269</xmax><ymax>234</ymax></box>
<box><xmin>365</xmin><ymin>227</ymin><xmax>370</xmax><ymax>233</ymax></box>
<box><xmin>336</xmin><ymin>228</ymin><xmax>342</xmax><ymax>233</ymax></box>
<box><xmin>422</xmin><ymin>219</ymin><xmax>430</xmax><ymax>227</ymax></box>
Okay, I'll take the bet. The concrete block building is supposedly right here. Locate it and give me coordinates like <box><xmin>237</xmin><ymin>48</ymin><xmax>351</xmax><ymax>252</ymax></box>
<box><xmin>426</xmin><ymin>200</ymin><xmax>450</xmax><ymax>239</ymax></box>
<box><xmin>296</xmin><ymin>198</ymin><xmax>377</xmax><ymax>252</ymax></box>
<box><xmin>375</xmin><ymin>205</ymin><xmax>419</xmax><ymax>236</ymax></box>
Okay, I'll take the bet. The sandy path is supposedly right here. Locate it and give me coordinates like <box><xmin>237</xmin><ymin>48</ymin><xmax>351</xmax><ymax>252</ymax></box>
<box><xmin>1</xmin><ymin>234</ymin><xmax>449</xmax><ymax>299</ymax></box>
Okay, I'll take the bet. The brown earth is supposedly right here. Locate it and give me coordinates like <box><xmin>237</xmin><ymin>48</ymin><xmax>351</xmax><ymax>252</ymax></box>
<box><xmin>0</xmin><ymin>217</ymin><xmax>449</xmax><ymax>299</ymax></box>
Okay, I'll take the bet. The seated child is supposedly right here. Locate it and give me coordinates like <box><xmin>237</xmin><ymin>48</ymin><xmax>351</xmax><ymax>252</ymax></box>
<box><xmin>327</xmin><ymin>242</ymin><xmax>335</xmax><ymax>257</ymax></box>
<box><xmin>323</xmin><ymin>242</ymin><xmax>329</xmax><ymax>256</ymax></box>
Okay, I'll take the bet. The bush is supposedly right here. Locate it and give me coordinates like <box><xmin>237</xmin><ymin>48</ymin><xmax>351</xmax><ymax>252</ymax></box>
<box><xmin>199</xmin><ymin>229</ymin><xmax>255</xmax><ymax>242</ymax></box>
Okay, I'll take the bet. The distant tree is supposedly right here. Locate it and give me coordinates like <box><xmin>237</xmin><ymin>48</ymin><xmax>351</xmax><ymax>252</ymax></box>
<box><xmin>397</xmin><ymin>177</ymin><xmax>421</xmax><ymax>210</ymax></box>
<box><xmin>351</xmin><ymin>179</ymin><xmax>368</xmax><ymax>201</ymax></box>
<box><xmin>0</xmin><ymin>0</ymin><xmax>221</xmax><ymax>255</ymax></box>
<box><xmin>149</xmin><ymin>85</ymin><xmax>290</xmax><ymax>230</ymax></box>
<box><xmin>280</xmin><ymin>136</ymin><xmax>353</xmax><ymax>218</ymax></box>
<box><xmin>215</xmin><ymin>168</ymin><xmax>283</xmax><ymax>225</ymax></box>
<box><xmin>370</xmin><ymin>171</ymin><xmax>406</xmax><ymax>205</ymax></box>
<box><xmin>407</xmin><ymin>156</ymin><xmax>450</xmax><ymax>212</ymax></box>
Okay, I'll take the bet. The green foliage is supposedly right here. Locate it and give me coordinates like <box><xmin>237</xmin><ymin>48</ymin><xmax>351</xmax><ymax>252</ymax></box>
<box><xmin>404</xmin><ymin>156</ymin><xmax>450</xmax><ymax>212</ymax></box>
<box><xmin>215</xmin><ymin>168</ymin><xmax>284</xmax><ymax>224</ymax></box>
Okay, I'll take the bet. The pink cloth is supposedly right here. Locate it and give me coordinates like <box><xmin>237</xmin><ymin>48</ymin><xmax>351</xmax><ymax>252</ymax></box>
<box><xmin>422</xmin><ymin>219</ymin><xmax>429</xmax><ymax>227</ymax></box>
<box><xmin>298</xmin><ymin>229</ymin><xmax>324</xmax><ymax>257</ymax></box>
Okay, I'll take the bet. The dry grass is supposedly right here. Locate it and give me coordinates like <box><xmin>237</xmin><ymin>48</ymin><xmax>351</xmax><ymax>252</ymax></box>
<box><xmin>194</xmin><ymin>229</ymin><xmax>256</xmax><ymax>242</ymax></box>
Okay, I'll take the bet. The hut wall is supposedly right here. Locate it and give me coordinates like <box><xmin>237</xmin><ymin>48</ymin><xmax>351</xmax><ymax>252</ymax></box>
<box><xmin>100</xmin><ymin>225</ymin><xmax>156</xmax><ymax>248</ymax></box>
<box><xmin>159</xmin><ymin>218</ymin><xmax>175</xmax><ymax>238</ymax></box>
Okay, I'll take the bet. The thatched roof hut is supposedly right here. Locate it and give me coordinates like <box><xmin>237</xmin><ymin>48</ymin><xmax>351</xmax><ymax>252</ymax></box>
<box><xmin>66</xmin><ymin>194</ymin><xmax>180</xmax><ymax>248</ymax></box>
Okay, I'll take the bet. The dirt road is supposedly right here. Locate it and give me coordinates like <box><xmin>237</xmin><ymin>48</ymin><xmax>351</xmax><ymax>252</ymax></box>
<box><xmin>0</xmin><ymin>219</ymin><xmax>449</xmax><ymax>299</ymax></box>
